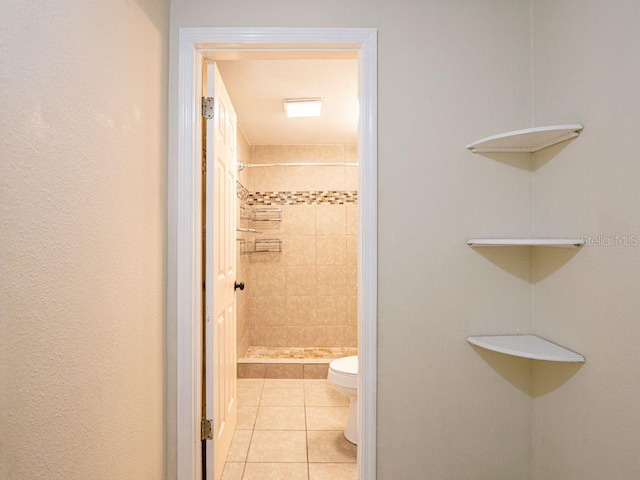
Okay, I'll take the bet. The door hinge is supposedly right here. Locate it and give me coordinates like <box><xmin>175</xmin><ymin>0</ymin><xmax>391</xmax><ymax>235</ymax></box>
<box><xmin>201</xmin><ymin>418</ymin><xmax>213</xmax><ymax>440</ymax></box>
<box><xmin>202</xmin><ymin>97</ymin><xmax>214</xmax><ymax>119</ymax></box>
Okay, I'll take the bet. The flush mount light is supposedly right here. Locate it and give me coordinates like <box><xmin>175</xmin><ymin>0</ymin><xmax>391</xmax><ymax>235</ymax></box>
<box><xmin>284</xmin><ymin>98</ymin><xmax>323</xmax><ymax>118</ymax></box>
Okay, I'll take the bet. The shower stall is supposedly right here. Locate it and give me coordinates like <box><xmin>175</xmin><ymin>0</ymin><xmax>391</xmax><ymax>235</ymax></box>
<box><xmin>235</xmin><ymin>143</ymin><xmax>358</xmax><ymax>379</ymax></box>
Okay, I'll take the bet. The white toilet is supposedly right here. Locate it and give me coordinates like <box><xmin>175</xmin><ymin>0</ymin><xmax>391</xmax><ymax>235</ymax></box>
<box><xmin>327</xmin><ymin>355</ymin><xmax>358</xmax><ymax>444</ymax></box>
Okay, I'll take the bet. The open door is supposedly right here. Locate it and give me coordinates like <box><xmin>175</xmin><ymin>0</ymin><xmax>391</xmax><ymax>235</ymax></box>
<box><xmin>203</xmin><ymin>61</ymin><xmax>238</xmax><ymax>480</ymax></box>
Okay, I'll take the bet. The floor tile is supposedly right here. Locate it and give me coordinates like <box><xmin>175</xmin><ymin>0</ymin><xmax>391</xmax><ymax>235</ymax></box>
<box><xmin>307</xmin><ymin>430</ymin><xmax>357</xmax><ymax>463</ymax></box>
<box><xmin>304</xmin><ymin>382</ymin><xmax>349</xmax><ymax>406</ymax></box>
<box><xmin>264</xmin><ymin>378</ymin><xmax>304</xmax><ymax>389</ymax></box>
<box><xmin>308</xmin><ymin>463</ymin><xmax>357</xmax><ymax>480</ymax></box>
<box><xmin>237</xmin><ymin>405</ymin><xmax>259</xmax><ymax>430</ymax></box>
<box><xmin>305</xmin><ymin>406</ymin><xmax>349</xmax><ymax>430</ymax></box>
<box><xmin>238</xmin><ymin>386</ymin><xmax>263</xmax><ymax>406</ymax></box>
<box><xmin>247</xmin><ymin>430</ymin><xmax>308</xmax><ymax>463</ymax></box>
<box><xmin>255</xmin><ymin>406</ymin><xmax>306</xmax><ymax>430</ymax></box>
<box><xmin>227</xmin><ymin>430</ymin><xmax>253</xmax><ymax>462</ymax></box>
<box><xmin>221</xmin><ymin>462</ymin><xmax>244</xmax><ymax>480</ymax></box>
<box><xmin>238</xmin><ymin>379</ymin><xmax>265</xmax><ymax>388</ymax></box>
<box><xmin>260</xmin><ymin>387</ymin><xmax>305</xmax><ymax>406</ymax></box>
<box><xmin>242</xmin><ymin>462</ymin><xmax>308</xmax><ymax>480</ymax></box>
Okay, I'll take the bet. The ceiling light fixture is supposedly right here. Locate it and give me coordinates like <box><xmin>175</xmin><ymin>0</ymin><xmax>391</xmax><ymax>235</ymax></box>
<box><xmin>284</xmin><ymin>98</ymin><xmax>323</xmax><ymax>118</ymax></box>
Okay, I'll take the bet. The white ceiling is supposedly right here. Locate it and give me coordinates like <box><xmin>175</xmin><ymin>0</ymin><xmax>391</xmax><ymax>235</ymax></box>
<box><xmin>216</xmin><ymin>59</ymin><xmax>358</xmax><ymax>145</ymax></box>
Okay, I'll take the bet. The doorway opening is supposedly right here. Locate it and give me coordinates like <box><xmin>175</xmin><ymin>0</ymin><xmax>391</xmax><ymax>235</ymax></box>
<box><xmin>215</xmin><ymin>55</ymin><xmax>359</xmax><ymax>479</ymax></box>
<box><xmin>175</xmin><ymin>27</ymin><xmax>377</xmax><ymax>480</ymax></box>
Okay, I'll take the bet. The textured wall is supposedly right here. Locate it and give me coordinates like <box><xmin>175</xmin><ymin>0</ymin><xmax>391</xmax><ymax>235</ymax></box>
<box><xmin>168</xmin><ymin>1</ymin><xmax>534</xmax><ymax>478</ymax></box>
<box><xmin>532</xmin><ymin>0</ymin><xmax>640</xmax><ymax>478</ymax></box>
<box><xmin>0</xmin><ymin>1</ymin><xmax>169</xmax><ymax>479</ymax></box>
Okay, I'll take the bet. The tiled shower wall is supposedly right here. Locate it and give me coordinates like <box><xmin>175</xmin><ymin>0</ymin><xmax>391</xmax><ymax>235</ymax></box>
<box><xmin>236</xmin><ymin>131</ymin><xmax>252</xmax><ymax>358</ymax></box>
<box><xmin>236</xmin><ymin>144</ymin><xmax>358</xmax><ymax>355</ymax></box>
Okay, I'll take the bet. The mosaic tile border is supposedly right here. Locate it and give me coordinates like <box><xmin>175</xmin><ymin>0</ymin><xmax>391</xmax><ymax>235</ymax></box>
<box><xmin>244</xmin><ymin>346</ymin><xmax>358</xmax><ymax>360</ymax></box>
<box><xmin>247</xmin><ymin>190</ymin><xmax>358</xmax><ymax>206</ymax></box>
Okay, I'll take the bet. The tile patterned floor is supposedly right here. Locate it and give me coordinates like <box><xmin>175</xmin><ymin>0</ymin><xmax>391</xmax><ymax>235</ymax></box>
<box><xmin>223</xmin><ymin>378</ymin><xmax>357</xmax><ymax>480</ymax></box>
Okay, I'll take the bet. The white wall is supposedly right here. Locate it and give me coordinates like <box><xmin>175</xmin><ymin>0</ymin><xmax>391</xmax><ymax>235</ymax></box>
<box><xmin>168</xmin><ymin>1</ymin><xmax>534</xmax><ymax>478</ymax></box>
<box><xmin>532</xmin><ymin>0</ymin><xmax>640</xmax><ymax>478</ymax></box>
<box><xmin>0</xmin><ymin>1</ymin><xmax>169</xmax><ymax>478</ymax></box>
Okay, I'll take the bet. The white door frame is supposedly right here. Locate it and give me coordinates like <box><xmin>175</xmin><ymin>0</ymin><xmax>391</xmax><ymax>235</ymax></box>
<box><xmin>175</xmin><ymin>27</ymin><xmax>377</xmax><ymax>480</ymax></box>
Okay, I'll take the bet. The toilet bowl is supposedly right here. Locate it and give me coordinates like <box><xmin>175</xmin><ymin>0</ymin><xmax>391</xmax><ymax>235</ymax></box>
<box><xmin>327</xmin><ymin>355</ymin><xmax>358</xmax><ymax>444</ymax></box>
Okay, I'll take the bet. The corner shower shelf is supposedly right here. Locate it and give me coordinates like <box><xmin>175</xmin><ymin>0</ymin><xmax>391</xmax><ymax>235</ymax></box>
<box><xmin>465</xmin><ymin>124</ymin><xmax>583</xmax><ymax>153</ymax></box>
<box><xmin>467</xmin><ymin>238</ymin><xmax>585</xmax><ymax>248</ymax></box>
<box><xmin>467</xmin><ymin>335</ymin><xmax>585</xmax><ymax>362</ymax></box>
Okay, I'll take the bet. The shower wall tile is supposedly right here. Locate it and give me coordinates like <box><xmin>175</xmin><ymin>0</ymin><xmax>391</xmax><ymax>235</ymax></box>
<box><xmin>285</xmin><ymin>205</ymin><xmax>316</xmax><ymax>234</ymax></box>
<box><xmin>316</xmin><ymin>296</ymin><xmax>347</xmax><ymax>325</ymax></box>
<box><xmin>345</xmin><ymin>326</ymin><xmax>358</xmax><ymax>346</ymax></box>
<box><xmin>345</xmin><ymin>204</ymin><xmax>358</xmax><ymax>235</ymax></box>
<box><xmin>238</xmin><ymin>169</ymin><xmax>253</xmax><ymax>192</ymax></box>
<box><xmin>254</xmin><ymin>296</ymin><xmax>287</xmax><ymax>326</ymax></box>
<box><xmin>316</xmin><ymin>235</ymin><xmax>346</xmax><ymax>266</ymax></box>
<box><xmin>235</xmin><ymin>175</ymin><xmax>252</xmax><ymax>358</ymax></box>
<box><xmin>345</xmin><ymin>166</ymin><xmax>358</xmax><ymax>191</ymax></box>
<box><xmin>252</xmin><ymin>145</ymin><xmax>282</xmax><ymax>164</ymax></box>
<box><xmin>316</xmin><ymin>205</ymin><xmax>346</xmax><ymax>234</ymax></box>
<box><xmin>238</xmin><ymin>332</ymin><xmax>250</xmax><ymax>360</ymax></box>
<box><xmin>285</xmin><ymin>235</ymin><xmax>316</xmax><ymax>266</ymax></box>
<box><xmin>246</xmin><ymin>297</ymin><xmax>257</xmax><ymax>327</ymax></box>
<box><xmin>284</xmin><ymin>165</ymin><xmax>316</xmax><ymax>191</ymax></box>
<box><xmin>250</xmin><ymin>327</ymin><xmax>285</xmax><ymax>347</ymax></box>
<box><xmin>346</xmin><ymin>235</ymin><xmax>357</xmax><ymax>266</ymax></box>
<box><xmin>346</xmin><ymin>265</ymin><xmax>358</xmax><ymax>297</ymax></box>
<box><xmin>242</xmin><ymin>145</ymin><xmax>357</xmax><ymax>350</ymax></box>
<box><xmin>286</xmin><ymin>266</ymin><xmax>317</xmax><ymax>296</ymax></box>
<box><xmin>346</xmin><ymin>296</ymin><xmax>358</xmax><ymax>325</ymax></box>
<box><xmin>316</xmin><ymin>266</ymin><xmax>347</xmax><ymax>296</ymax></box>
<box><xmin>251</xmin><ymin>265</ymin><xmax>286</xmax><ymax>297</ymax></box>
<box><xmin>305</xmin><ymin>326</ymin><xmax>355</xmax><ymax>347</ymax></box>
<box><xmin>248</xmin><ymin>250</ymin><xmax>285</xmax><ymax>265</ymax></box>
<box><xmin>314</xmin><ymin>145</ymin><xmax>345</xmax><ymax>163</ymax></box>
<box><xmin>286</xmin><ymin>296</ymin><xmax>317</xmax><ymax>326</ymax></box>
<box><xmin>314</xmin><ymin>166</ymin><xmax>345</xmax><ymax>191</ymax></box>
<box><xmin>344</xmin><ymin>145</ymin><xmax>357</xmax><ymax>164</ymax></box>
<box><xmin>287</xmin><ymin>145</ymin><xmax>315</xmax><ymax>163</ymax></box>
<box><xmin>252</xmin><ymin>165</ymin><xmax>284</xmax><ymax>192</ymax></box>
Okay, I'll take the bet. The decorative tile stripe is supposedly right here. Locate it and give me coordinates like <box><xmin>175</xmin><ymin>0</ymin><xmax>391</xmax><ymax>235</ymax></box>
<box><xmin>246</xmin><ymin>190</ymin><xmax>358</xmax><ymax>206</ymax></box>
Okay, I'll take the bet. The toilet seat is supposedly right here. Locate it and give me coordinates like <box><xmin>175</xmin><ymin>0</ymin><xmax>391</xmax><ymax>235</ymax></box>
<box><xmin>329</xmin><ymin>355</ymin><xmax>358</xmax><ymax>375</ymax></box>
<box><xmin>328</xmin><ymin>355</ymin><xmax>358</xmax><ymax>390</ymax></box>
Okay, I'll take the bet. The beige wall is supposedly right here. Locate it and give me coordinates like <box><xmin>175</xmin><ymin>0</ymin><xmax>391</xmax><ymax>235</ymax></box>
<box><xmin>240</xmin><ymin>145</ymin><xmax>358</xmax><ymax>350</ymax></box>
<box><xmin>0</xmin><ymin>1</ymin><xmax>169</xmax><ymax>479</ymax></box>
<box><xmin>169</xmin><ymin>1</ymin><xmax>534</xmax><ymax>478</ymax></box>
<box><xmin>531</xmin><ymin>0</ymin><xmax>640</xmax><ymax>478</ymax></box>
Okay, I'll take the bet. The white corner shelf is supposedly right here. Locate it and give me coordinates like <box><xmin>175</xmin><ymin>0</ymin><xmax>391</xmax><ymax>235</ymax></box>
<box><xmin>465</xmin><ymin>124</ymin><xmax>583</xmax><ymax>153</ymax></box>
<box><xmin>467</xmin><ymin>335</ymin><xmax>585</xmax><ymax>362</ymax></box>
<box><xmin>467</xmin><ymin>238</ymin><xmax>585</xmax><ymax>248</ymax></box>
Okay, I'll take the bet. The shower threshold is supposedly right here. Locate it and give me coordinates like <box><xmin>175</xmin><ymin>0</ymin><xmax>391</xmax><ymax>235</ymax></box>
<box><xmin>238</xmin><ymin>346</ymin><xmax>357</xmax><ymax>379</ymax></box>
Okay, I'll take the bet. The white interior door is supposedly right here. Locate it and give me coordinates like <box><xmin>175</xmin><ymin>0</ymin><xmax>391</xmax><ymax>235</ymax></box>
<box><xmin>204</xmin><ymin>62</ymin><xmax>238</xmax><ymax>480</ymax></box>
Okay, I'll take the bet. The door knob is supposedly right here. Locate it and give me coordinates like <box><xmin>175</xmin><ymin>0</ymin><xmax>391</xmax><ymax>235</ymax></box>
<box><xmin>234</xmin><ymin>281</ymin><xmax>245</xmax><ymax>291</ymax></box>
